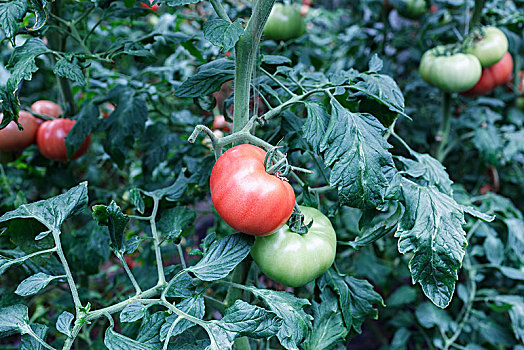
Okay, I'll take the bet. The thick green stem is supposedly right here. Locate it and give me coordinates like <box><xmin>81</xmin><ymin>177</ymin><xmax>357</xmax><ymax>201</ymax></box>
<box><xmin>150</xmin><ymin>197</ymin><xmax>166</xmax><ymax>285</ymax></box>
<box><xmin>49</xmin><ymin>0</ymin><xmax>76</xmax><ymax>116</ymax></box>
<box><xmin>51</xmin><ymin>229</ymin><xmax>82</xmax><ymax>311</ymax></box>
<box><xmin>233</xmin><ymin>0</ymin><xmax>276</xmax><ymax>132</ymax></box>
<box><xmin>469</xmin><ymin>0</ymin><xmax>486</xmax><ymax>29</ymax></box>
<box><xmin>436</xmin><ymin>92</ymin><xmax>452</xmax><ymax>162</ymax></box>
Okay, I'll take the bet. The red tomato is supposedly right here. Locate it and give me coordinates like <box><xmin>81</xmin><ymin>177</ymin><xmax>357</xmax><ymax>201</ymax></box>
<box><xmin>462</xmin><ymin>52</ymin><xmax>513</xmax><ymax>97</ymax></box>
<box><xmin>0</xmin><ymin>111</ymin><xmax>39</xmax><ymax>151</ymax></box>
<box><xmin>490</xmin><ymin>51</ymin><xmax>513</xmax><ymax>86</ymax></box>
<box><xmin>212</xmin><ymin>115</ymin><xmax>231</xmax><ymax>132</ymax></box>
<box><xmin>36</xmin><ymin>119</ymin><xmax>91</xmax><ymax>162</ymax></box>
<box><xmin>31</xmin><ymin>100</ymin><xmax>63</xmax><ymax>118</ymax></box>
<box><xmin>210</xmin><ymin>144</ymin><xmax>296</xmax><ymax>236</ymax></box>
<box><xmin>140</xmin><ymin>0</ymin><xmax>159</xmax><ymax>11</ymax></box>
<box><xmin>101</xmin><ymin>103</ymin><xmax>115</xmax><ymax>118</ymax></box>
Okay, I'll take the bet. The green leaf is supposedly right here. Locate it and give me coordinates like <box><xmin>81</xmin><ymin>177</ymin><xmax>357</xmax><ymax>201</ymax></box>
<box><xmin>104</xmin><ymin>325</ymin><xmax>157</xmax><ymax>350</ymax></box>
<box><xmin>262</xmin><ymin>55</ymin><xmax>292</xmax><ymax>65</ymax></box>
<box><xmin>396</xmin><ymin>178</ymin><xmax>467</xmax><ymax>308</ymax></box>
<box><xmin>15</xmin><ymin>273</ymin><xmax>63</xmax><ymax>296</ymax></box>
<box><xmin>164</xmin><ymin>273</ymin><xmax>194</xmax><ymax>298</ymax></box>
<box><xmin>492</xmin><ymin>295</ymin><xmax>524</xmax><ymax>343</ymax></box>
<box><xmin>65</xmin><ymin>102</ymin><xmax>99</xmax><ymax>159</ymax></box>
<box><xmin>472</xmin><ymin>125</ymin><xmax>503</xmax><ymax>165</ymax></box>
<box><xmin>483</xmin><ymin>234</ymin><xmax>504</xmax><ymax>266</ymax></box>
<box><xmin>144</xmin><ymin>172</ymin><xmax>189</xmax><ymax>202</ymax></box>
<box><xmin>0</xmin><ymin>182</ymin><xmax>88</xmax><ymax>232</ymax></box>
<box><xmin>121</xmin><ymin>303</ymin><xmax>149</xmax><ymax>323</ymax></box>
<box><xmin>158</xmin><ymin>207</ymin><xmax>196</xmax><ymax>241</ymax></box>
<box><xmin>174</xmin><ymin>58</ymin><xmax>235</xmax><ymax>98</ymax></box>
<box><xmin>0</xmin><ymin>304</ymin><xmax>29</xmax><ymax>338</ymax></box>
<box><xmin>346</xmin><ymin>201</ymin><xmax>404</xmax><ymax>249</ymax></box>
<box><xmin>203</xmin><ymin>19</ymin><xmax>244</xmax><ymax>52</ymax></box>
<box><xmin>160</xmin><ymin>296</ymin><xmax>205</xmax><ymax>341</ymax></box>
<box><xmin>56</xmin><ymin>311</ymin><xmax>74</xmax><ymax>337</ymax></box>
<box><xmin>319</xmin><ymin>269</ymin><xmax>384</xmax><ymax>334</ymax></box>
<box><xmin>397</xmin><ymin>152</ymin><xmax>453</xmax><ymax>195</ymax></box>
<box><xmin>101</xmin><ymin>85</ymin><xmax>148</xmax><ymax>168</ymax></box>
<box><xmin>243</xmin><ymin>286</ymin><xmax>312</xmax><ymax>349</ymax></box>
<box><xmin>367</xmin><ymin>54</ymin><xmax>383</xmax><ymax>72</ymax></box>
<box><xmin>129</xmin><ymin>187</ymin><xmax>145</xmax><ymax>214</ymax></box>
<box><xmin>499</xmin><ymin>266</ymin><xmax>524</xmax><ymax>280</ymax></box>
<box><xmin>20</xmin><ymin>324</ymin><xmax>47</xmax><ymax>350</ymax></box>
<box><xmin>0</xmin><ymin>254</ymin><xmax>25</xmax><ymax>277</ymax></box>
<box><xmin>53</xmin><ymin>57</ymin><xmax>86</xmax><ymax>86</ymax></box>
<box><xmin>303</xmin><ymin>101</ymin><xmax>330</xmax><ymax>153</ymax></box>
<box><xmin>0</xmin><ymin>0</ymin><xmax>27</xmax><ymax>43</ymax></box>
<box><xmin>205</xmin><ymin>300</ymin><xmax>282</xmax><ymax>350</ymax></box>
<box><xmin>106</xmin><ymin>201</ymin><xmax>129</xmax><ymax>252</ymax></box>
<box><xmin>164</xmin><ymin>0</ymin><xmax>202</xmax><ymax>5</ymax></box>
<box><xmin>386</xmin><ymin>285</ymin><xmax>418</xmax><ymax>307</ymax></box>
<box><xmin>6</xmin><ymin>38</ymin><xmax>50</xmax><ymax>92</ymax></box>
<box><xmin>315</xmin><ymin>98</ymin><xmax>395</xmax><ymax>208</ymax></box>
<box><xmin>304</xmin><ymin>288</ymin><xmax>347</xmax><ymax>350</ymax></box>
<box><xmin>187</xmin><ymin>233</ymin><xmax>253</xmax><ymax>281</ymax></box>
<box><xmin>351</xmin><ymin>69</ymin><xmax>408</xmax><ymax>119</ymax></box>
<box><xmin>27</xmin><ymin>0</ymin><xmax>48</xmax><ymax>31</ymax></box>
<box><xmin>506</xmin><ymin>218</ymin><xmax>524</xmax><ymax>262</ymax></box>
<box><xmin>136</xmin><ymin>312</ymin><xmax>165</xmax><ymax>347</ymax></box>
<box><xmin>415</xmin><ymin>302</ymin><xmax>453</xmax><ymax>332</ymax></box>
<box><xmin>0</xmin><ymin>85</ymin><xmax>21</xmax><ymax>129</ymax></box>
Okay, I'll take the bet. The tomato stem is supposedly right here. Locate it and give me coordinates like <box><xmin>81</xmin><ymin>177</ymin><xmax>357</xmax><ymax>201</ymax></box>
<box><xmin>435</xmin><ymin>92</ymin><xmax>452</xmax><ymax>162</ymax></box>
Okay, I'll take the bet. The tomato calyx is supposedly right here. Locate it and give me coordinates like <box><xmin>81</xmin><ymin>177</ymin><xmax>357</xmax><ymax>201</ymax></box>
<box><xmin>264</xmin><ymin>145</ymin><xmax>291</xmax><ymax>179</ymax></box>
<box><xmin>287</xmin><ymin>206</ymin><xmax>313</xmax><ymax>234</ymax></box>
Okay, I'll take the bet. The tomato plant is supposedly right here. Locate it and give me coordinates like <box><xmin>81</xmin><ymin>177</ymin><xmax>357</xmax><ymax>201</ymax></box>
<box><xmin>251</xmin><ymin>206</ymin><xmax>336</xmax><ymax>287</ymax></box>
<box><xmin>36</xmin><ymin>119</ymin><xmax>91</xmax><ymax>161</ymax></box>
<box><xmin>419</xmin><ymin>47</ymin><xmax>482</xmax><ymax>92</ymax></box>
<box><xmin>0</xmin><ymin>1</ymin><xmax>522</xmax><ymax>349</ymax></box>
<box><xmin>466</xmin><ymin>27</ymin><xmax>508</xmax><ymax>67</ymax></box>
<box><xmin>263</xmin><ymin>3</ymin><xmax>306</xmax><ymax>41</ymax></box>
<box><xmin>0</xmin><ymin>111</ymin><xmax>39</xmax><ymax>152</ymax></box>
<box><xmin>210</xmin><ymin>144</ymin><xmax>295</xmax><ymax>236</ymax></box>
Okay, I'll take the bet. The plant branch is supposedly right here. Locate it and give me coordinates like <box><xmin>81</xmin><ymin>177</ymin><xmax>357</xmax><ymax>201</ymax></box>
<box><xmin>210</xmin><ymin>0</ymin><xmax>232</xmax><ymax>22</ymax></box>
<box><xmin>116</xmin><ymin>252</ymin><xmax>142</xmax><ymax>294</ymax></box>
<box><xmin>149</xmin><ymin>197</ymin><xmax>166</xmax><ymax>285</ymax></box>
<box><xmin>436</xmin><ymin>92</ymin><xmax>452</xmax><ymax>162</ymax></box>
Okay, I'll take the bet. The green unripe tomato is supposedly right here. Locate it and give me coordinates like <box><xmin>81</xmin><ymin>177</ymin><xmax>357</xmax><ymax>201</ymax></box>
<box><xmin>251</xmin><ymin>206</ymin><xmax>337</xmax><ymax>287</ymax></box>
<box><xmin>263</xmin><ymin>3</ymin><xmax>305</xmax><ymax>41</ymax></box>
<box><xmin>517</xmin><ymin>97</ymin><xmax>524</xmax><ymax>111</ymax></box>
<box><xmin>419</xmin><ymin>46</ymin><xmax>482</xmax><ymax>93</ymax></box>
<box><xmin>466</xmin><ymin>27</ymin><xmax>508</xmax><ymax>68</ymax></box>
<box><xmin>394</xmin><ymin>0</ymin><xmax>427</xmax><ymax>19</ymax></box>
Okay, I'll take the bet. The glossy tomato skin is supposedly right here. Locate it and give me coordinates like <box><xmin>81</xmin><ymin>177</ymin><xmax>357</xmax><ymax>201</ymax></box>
<box><xmin>0</xmin><ymin>111</ymin><xmax>39</xmax><ymax>152</ymax></box>
<box><xmin>466</xmin><ymin>27</ymin><xmax>508</xmax><ymax>67</ymax></box>
<box><xmin>462</xmin><ymin>52</ymin><xmax>513</xmax><ymax>97</ymax></box>
<box><xmin>36</xmin><ymin>119</ymin><xmax>91</xmax><ymax>162</ymax></box>
<box><xmin>419</xmin><ymin>46</ymin><xmax>481</xmax><ymax>93</ymax></box>
<box><xmin>490</xmin><ymin>51</ymin><xmax>513</xmax><ymax>86</ymax></box>
<box><xmin>31</xmin><ymin>100</ymin><xmax>63</xmax><ymax>118</ymax></box>
<box><xmin>210</xmin><ymin>144</ymin><xmax>295</xmax><ymax>236</ymax></box>
<box><xmin>263</xmin><ymin>4</ymin><xmax>305</xmax><ymax>41</ymax></box>
<box><xmin>251</xmin><ymin>206</ymin><xmax>337</xmax><ymax>287</ymax></box>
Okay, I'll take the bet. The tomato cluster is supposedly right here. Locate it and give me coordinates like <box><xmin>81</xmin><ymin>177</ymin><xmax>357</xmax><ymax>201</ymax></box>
<box><xmin>263</xmin><ymin>3</ymin><xmax>306</xmax><ymax>41</ymax></box>
<box><xmin>210</xmin><ymin>145</ymin><xmax>337</xmax><ymax>287</ymax></box>
<box><xmin>461</xmin><ymin>52</ymin><xmax>513</xmax><ymax>97</ymax></box>
<box><xmin>420</xmin><ymin>27</ymin><xmax>511</xmax><ymax>95</ymax></box>
<box><xmin>0</xmin><ymin>100</ymin><xmax>90</xmax><ymax>162</ymax></box>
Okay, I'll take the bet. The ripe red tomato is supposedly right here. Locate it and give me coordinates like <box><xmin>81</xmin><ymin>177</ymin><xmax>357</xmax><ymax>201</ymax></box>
<box><xmin>101</xmin><ymin>103</ymin><xmax>115</xmax><ymax>118</ymax></box>
<box><xmin>31</xmin><ymin>100</ymin><xmax>63</xmax><ymax>118</ymax></box>
<box><xmin>490</xmin><ymin>51</ymin><xmax>513</xmax><ymax>86</ymax></box>
<box><xmin>210</xmin><ymin>144</ymin><xmax>296</xmax><ymax>236</ymax></box>
<box><xmin>36</xmin><ymin>119</ymin><xmax>91</xmax><ymax>162</ymax></box>
<box><xmin>212</xmin><ymin>115</ymin><xmax>231</xmax><ymax>132</ymax></box>
<box><xmin>0</xmin><ymin>111</ymin><xmax>39</xmax><ymax>152</ymax></box>
<box><xmin>462</xmin><ymin>52</ymin><xmax>513</xmax><ymax>97</ymax></box>
<box><xmin>140</xmin><ymin>0</ymin><xmax>159</xmax><ymax>11</ymax></box>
